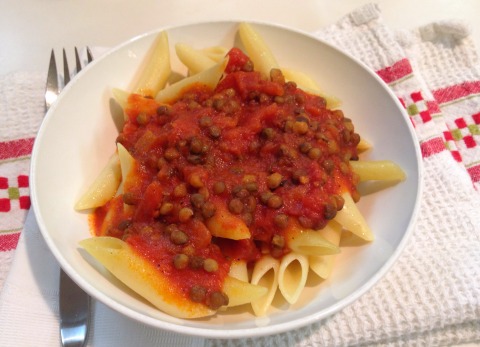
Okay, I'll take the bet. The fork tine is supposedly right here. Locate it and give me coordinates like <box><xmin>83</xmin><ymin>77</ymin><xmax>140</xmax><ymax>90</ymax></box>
<box><xmin>45</xmin><ymin>49</ymin><xmax>58</xmax><ymax>112</ymax></box>
<box><xmin>74</xmin><ymin>47</ymin><xmax>82</xmax><ymax>73</ymax></box>
<box><xmin>62</xmin><ymin>48</ymin><xmax>71</xmax><ymax>85</ymax></box>
<box><xmin>86</xmin><ymin>47</ymin><xmax>93</xmax><ymax>64</ymax></box>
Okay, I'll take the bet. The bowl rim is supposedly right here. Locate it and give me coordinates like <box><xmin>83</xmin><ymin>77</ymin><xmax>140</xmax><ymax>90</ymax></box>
<box><xmin>30</xmin><ymin>19</ymin><xmax>423</xmax><ymax>339</ymax></box>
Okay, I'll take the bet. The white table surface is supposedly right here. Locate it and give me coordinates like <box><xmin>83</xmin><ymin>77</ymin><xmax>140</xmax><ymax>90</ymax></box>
<box><xmin>1</xmin><ymin>0</ymin><xmax>480</xmax><ymax>76</ymax></box>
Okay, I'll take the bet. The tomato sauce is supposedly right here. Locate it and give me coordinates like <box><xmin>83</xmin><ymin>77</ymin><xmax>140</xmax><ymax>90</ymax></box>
<box><xmin>91</xmin><ymin>48</ymin><xmax>360</xmax><ymax>310</ymax></box>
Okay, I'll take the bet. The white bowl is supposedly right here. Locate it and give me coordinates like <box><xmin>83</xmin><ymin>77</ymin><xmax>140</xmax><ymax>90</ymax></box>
<box><xmin>30</xmin><ymin>21</ymin><xmax>422</xmax><ymax>339</ymax></box>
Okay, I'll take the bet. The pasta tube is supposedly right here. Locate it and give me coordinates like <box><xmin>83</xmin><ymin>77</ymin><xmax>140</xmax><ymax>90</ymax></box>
<box><xmin>250</xmin><ymin>256</ymin><xmax>280</xmax><ymax>316</ymax></box>
<box><xmin>74</xmin><ymin>152</ymin><xmax>121</xmax><ymax>210</ymax></box>
<box><xmin>111</xmin><ymin>88</ymin><xmax>130</xmax><ymax>125</ymax></box>
<box><xmin>238</xmin><ymin>22</ymin><xmax>279</xmax><ymax>77</ymax></box>
<box><xmin>80</xmin><ymin>237</ymin><xmax>215</xmax><ymax>318</ymax></box>
<box><xmin>117</xmin><ymin>142</ymin><xmax>138</xmax><ymax>216</ymax></box>
<box><xmin>223</xmin><ymin>276</ymin><xmax>268</xmax><ymax>307</ymax></box>
<box><xmin>133</xmin><ymin>31</ymin><xmax>171</xmax><ymax>98</ymax></box>
<box><xmin>281</xmin><ymin>68</ymin><xmax>341</xmax><ymax>109</ymax></box>
<box><xmin>117</xmin><ymin>143</ymin><xmax>134</xmax><ymax>183</ymax></box>
<box><xmin>111</xmin><ymin>88</ymin><xmax>129</xmax><ymax>110</ymax></box>
<box><xmin>201</xmin><ymin>46</ymin><xmax>228</xmax><ymax>62</ymax></box>
<box><xmin>155</xmin><ymin>57</ymin><xmax>228</xmax><ymax>103</ymax></box>
<box><xmin>205</xmin><ymin>204</ymin><xmax>251</xmax><ymax>240</ymax></box>
<box><xmin>288</xmin><ymin>228</ymin><xmax>341</xmax><ymax>256</ymax></box>
<box><xmin>309</xmin><ymin>220</ymin><xmax>342</xmax><ymax>279</ymax></box>
<box><xmin>350</xmin><ymin>160</ymin><xmax>406</xmax><ymax>182</ymax></box>
<box><xmin>334</xmin><ymin>192</ymin><xmax>374</xmax><ymax>241</ymax></box>
<box><xmin>175</xmin><ymin>43</ymin><xmax>217</xmax><ymax>75</ymax></box>
<box><xmin>278</xmin><ymin>253</ymin><xmax>309</xmax><ymax>304</ymax></box>
<box><xmin>228</xmin><ymin>260</ymin><xmax>249</xmax><ymax>282</ymax></box>
<box><xmin>356</xmin><ymin>138</ymin><xmax>372</xmax><ymax>152</ymax></box>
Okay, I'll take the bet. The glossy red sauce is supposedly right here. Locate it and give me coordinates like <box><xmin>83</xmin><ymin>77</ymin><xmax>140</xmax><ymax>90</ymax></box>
<box><xmin>91</xmin><ymin>48</ymin><xmax>360</xmax><ymax>309</ymax></box>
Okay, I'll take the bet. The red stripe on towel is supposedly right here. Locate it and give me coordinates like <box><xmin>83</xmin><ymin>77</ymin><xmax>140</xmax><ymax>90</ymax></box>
<box><xmin>376</xmin><ymin>58</ymin><xmax>413</xmax><ymax>84</ymax></box>
<box><xmin>0</xmin><ymin>233</ymin><xmax>21</xmax><ymax>251</ymax></box>
<box><xmin>420</xmin><ymin>137</ymin><xmax>445</xmax><ymax>158</ymax></box>
<box><xmin>467</xmin><ymin>164</ymin><xmax>480</xmax><ymax>183</ymax></box>
<box><xmin>0</xmin><ymin>138</ymin><xmax>35</xmax><ymax>160</ymax></box>
<box><xmin>432</xmin><ymin>81</ymin><xmax>480</xmax><ymax>104</ymax></box>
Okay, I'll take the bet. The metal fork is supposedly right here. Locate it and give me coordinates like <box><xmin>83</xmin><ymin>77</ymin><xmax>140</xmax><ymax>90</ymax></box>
<box><xmin>45</xmin><ymin>47</ymin><xmax>93</xmax><ymax>347</ymax></box>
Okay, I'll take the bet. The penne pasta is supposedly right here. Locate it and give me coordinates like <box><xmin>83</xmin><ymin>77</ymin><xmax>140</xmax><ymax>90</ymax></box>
<box><xmin>74</xmin><ymin>152</ymin><xmax>121</xmax><ymax>211</ymax></box>
<box><xmin>288</xmin><ymin>228</ymin><xmax>341</xmax><ymax>257</ymax></box>
<box><xmin>80</xmin><ymin>236</ymin><xmax>215</xmax><ymax>318</ymax></box>
<box><xmin>280</xmin><ymin>68</ymin><xmax>320</xmax><ymax>91</ymax></box>
<box><xmin>133</xmin><ymin>31</ymin><xmax>171</xmax><ymax>98</ymax></box>
<box><xmin>111</xmin><ymin>88</ymin><xmax>129</xmax><ymax>111</ymax></box>
<box><xmin>228</xmin><ymin>260</ymin><xmax>249</xmax><ymax>282</ymax></box>
<box><xmin>117</xmin><ymin>142</ymin><xmax>138</xmax><ymax>216</ymax></box>
<box><xmin>111</xmin><ymin>88</ymin><xmax>130</xmax><ymax>123</ymax></box>
<box><xmin>155</xmin><ymin>57</ymin><xmax>228</xmax><ymax>103</ymax></box>
<box><xmin>201</xmin><ymin>46</ymin><xmax>228</xmax><ymax>62</ymax></box>
<box><xmin>205</xmin><ymin>204</ymin><xmax>251</xmax><ymax>240</ymax></box>
<box><xmin>175</xmin><ymin>43</ymin><xmax>217</xmax><ymax>75</ymax></box>
<box><xmin>117</xmin><ymin>143</ymin><xmax>133</xmax><ymax>180</ymax></box>
<box><xmin>97</xmin><ymin>195</ymin><xmax>124</xmax><ymax>237</ymax></box>
<box><xmin>250</xmin><ymin>256</ymin><xmax>280</xmax><ymax>317</ymax></box>
<box><xmin>281</xmin><ymin>68</ymin><xmax>341</xmax><ymax>109</ymax></box>
<box><xmin>357</xmin><ymin>138</ymin><xmax>372</xmax><ymax>152</ymax></box>
<box><xmin>334</xmin><ymin>192</ymin><xmax>374</xmax><ymax>241</ymax></box>
<box><xmin>223</xmin><ymin>276</ymin><xmax>268</xmax><ymax>307</ymax></box>
<box><xmin>116</xmin><ymin>143</ymin><xmax>136</xmax><ymax>192</ymax></box>
<box><xmin>238</xmin><ymin>22</ymin><xmax>279</xmax><ymax>77</ymax></box>
<box><xmin>350</xmin><ymin>160</ymin><xmax>406</xmax><ymax>182</ymax></box>
<box><xmin>278</xmin><ymin>252</ymin><xmax>309</xmax><ymax>304</ymax></box>
<box><xmin>309</xmin><ymin>220</ymin><xmax>343</xmax><ymax>279</ymax></box>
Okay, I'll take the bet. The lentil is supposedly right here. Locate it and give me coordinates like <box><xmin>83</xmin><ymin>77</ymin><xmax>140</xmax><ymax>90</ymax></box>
<box><xmin>173</xmin><ymin>254</ymin><xmax>189</xmax><ymax>269</ymax></box>
<box><xmin>164</xmin><ymin>147</ymin><xmax>180</xmax><ymax>161</ymax></box>
<box><xmin>323</xmin><ymin>203</ymin><xmax>337</xmax><ymax>220</ymax></box>
<box><xmin>170</xmin><ymin>229</ymin><xmax>188</xmax><ymax>245</ymax></box>
<box><xmin>273</xmin><ymin>214</ymin><xmax>289</xmax><ymax>229</ymax></box>
<box><xmin>261</xmin><ymin>127</ymin><xmax>275</xmax><ymax>140</ymax></box>
<box><xmin>307</xmin><ymin>147</ymin><xmax>321</xmax><ymax>160</ymax></box>
<box><xmin>212</xmin><ymin>181</ymin><xmax>226</xmax><ymax>194</ymax></box>
<box><xmin>118</xmin><ymin>220</ymin><xmax>132</xmax><ymax>230</ymax></box>
<box><xmin>209</xmin><ymin>125</ymin><xmax>221</xmax><ymax>138</ymax></box>
<box><xmin>188</xmin><ymin>173</ymin><xmax>204</xmax><ymax>188</ymax></box>
<box><xmin>122</xmin><ymin>192</ymin><xmax>139</xmax><ymax>205</ymax></box>
<box><xmin>271</xmin><ymin>234</ymin><xmax>285</xmax><ymax>248</ymax></box>
<box><xmin>267</xmin><ymin>194</ymin><xmax>283</xmax><ymax>209</ymax></box>
<box><xmin>190</xmin><ymin>193</ymin><xmax>205</xmax><ymax>209</ymax></box>
<box><xmin>203</xmin><ymin>258</ymin><xmax>219</xmax><ymax>272</ymax></box>
<box><xmin>228</xmin><ymin>198</ymin><xmax>244</xmax><ymax>214</ymax></box>
<box><xmin>189</xmin><ymin>285</ymin><xmax>206</xmax><ymax>302</ymax></box>
<box><xmin>173</xmin><ymin>183</ymin><xmax>187</xmax><ymax>197</ymax></box>
<box><xmin>267</xmin><ymin>172</ymin><xmax>283</xmax><ymax>189</ymax></box>
<box><xmin>332</xmin><ymin>194</ymin><xmax>345</xmax><ymax>211</ymax></box>
<box><xmin>136</xmin><ymin>112</ymin><xmax>149</xmax><ymax>125</ymax></box>
<box><xmin>201</xmin><ymin>201</ymin><xmax>216</xmax><ymax>219</ymax></box>
<box><xmin>299</xmin><ymin>142</ymin><xmax>312</xmax><ymax>154</ymax></box>
<box><xmin>199</xmin><ymin>116</ymin><xmax>212</xmax><ymax>127</ymax></box>
<box><xmin>189</xmin><ymin>255</ymin><xmax>205</xmax><ymax>269</ymax></box>
<box><xmin>156</xmin><ymin>105</ymin><xmax>171</xmax><ymax>116</ymax></box>
<box><xmin>207</xmin><ymin>291</ymin><xmax>229</xmax><ymax>310</ymax></box>
<box><xmin>245</xmin><ymin>182</ymin><xmax>258</xmax><ymax>193</ymax></box>
<box><xmin>178</xmin><ymin>207</ymin><xmax>194</xmax><ymax>222</ymax></box>
<box><xmin>292</xmin><ymin>121</ymin><xmax>309</xmax><ymax>135</ymax></box>
<box><xmin>159</xmin><ymin>202</ymin><xmax>174</xmax><ymax>215</ymax></box>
